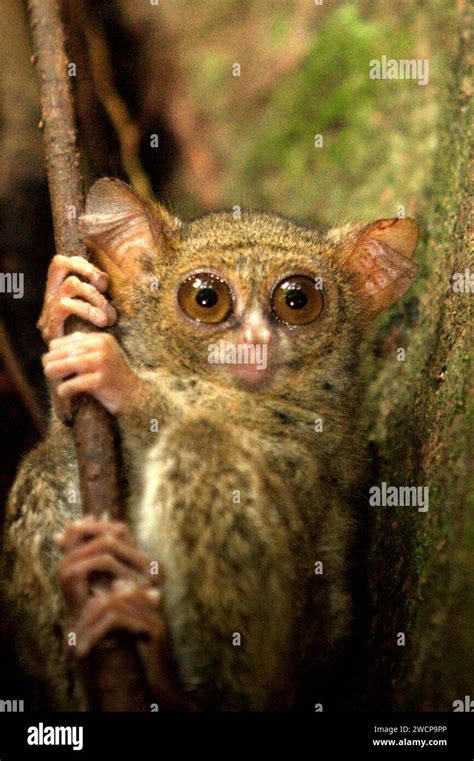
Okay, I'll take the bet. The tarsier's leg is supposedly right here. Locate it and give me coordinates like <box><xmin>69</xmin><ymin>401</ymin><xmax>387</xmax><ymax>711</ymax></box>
<box><xmin>57</xmin><ymin>514</ymin><xmax>192</xmax><ymax>710</ymax></box>
<box><xmin>1</xmin><ymin>441</ymin><xmax>86</xmax><ymax>710</ymax></box>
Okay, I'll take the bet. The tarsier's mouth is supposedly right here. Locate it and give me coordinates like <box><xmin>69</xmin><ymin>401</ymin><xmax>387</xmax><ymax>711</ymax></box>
<box><xmin>227</xmin><ymin>362</ymin><xmax>277</xmax><ymax>389</ymax></box>
<box><xmin>207</xmin><ymin>336</ymin><xmax>281</xmax><ymax>389</ymax></box>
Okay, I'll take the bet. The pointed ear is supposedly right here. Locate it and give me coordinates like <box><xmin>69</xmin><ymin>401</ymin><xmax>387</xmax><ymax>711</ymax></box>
<box><xmin>337</xmin><ymin>218</ymin><xmax>419</xmax><ymax>315</ymax></box>
<box><xmin>79</xmin><ymin>178</ymin><xmax>180</xmax><ymax>313</ymax></box>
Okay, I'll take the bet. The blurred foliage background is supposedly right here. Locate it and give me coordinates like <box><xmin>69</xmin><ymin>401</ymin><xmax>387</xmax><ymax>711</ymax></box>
<box><xmin>124</xmin><ymin>0</ymin><xmax>457</xmax><ymax>224</ymax></box>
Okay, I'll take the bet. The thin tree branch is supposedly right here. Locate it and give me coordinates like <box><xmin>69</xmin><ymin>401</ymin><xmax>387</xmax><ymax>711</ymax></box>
<box><xmin>83</xmin><ymin>17</ymin><xmax>153</xmax><ymax>200</ymax></box>
<box><xmin>27</xmin><ymin>0</ymin><xmax>149</xmax><ymax>711</ymax></box>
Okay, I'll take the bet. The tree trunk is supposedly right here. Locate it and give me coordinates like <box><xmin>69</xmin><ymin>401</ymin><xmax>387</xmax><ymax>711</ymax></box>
<box><xmin>363</xmin><ymin>2</ymin><xmax>473</xmax><ymax>710</ymax></box>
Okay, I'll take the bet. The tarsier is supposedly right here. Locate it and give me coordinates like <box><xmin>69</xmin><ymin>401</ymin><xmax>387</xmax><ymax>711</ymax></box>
<box><xmin>1</xmin><ymin>179</ymin><xmax>418</xmax><ymax>710</ymax></box>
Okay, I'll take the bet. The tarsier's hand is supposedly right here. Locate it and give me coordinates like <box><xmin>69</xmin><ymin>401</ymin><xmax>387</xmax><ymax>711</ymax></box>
<box><xmin>38</xmin><ymin>254</ymin><xmax>116</xmax><ymax>343</ymax></box>
<box><xmin>39</xmin><ymin>254</ymin><xmax>141</xmax><ymax>420</ymax></box>
<box><xmin>57</xmin><ymin>514</ymin><xmax>191</xmax><ymax>711</ymax></box>
<box><xmin>42</xmin><ymin>331</ymin><xmax>139</xmax><ymax>419</ymax></box>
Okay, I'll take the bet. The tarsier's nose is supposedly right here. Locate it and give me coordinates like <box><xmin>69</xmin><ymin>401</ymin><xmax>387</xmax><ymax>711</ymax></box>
<box><xmin>241</xmin><ymin>310</ymin><xmax>273</xmax><ymax>346</ymax></box>
<box><xmin>227</xmin><ymin>309</ymin><xmax>275</xmax><ymax>390</ymax></box>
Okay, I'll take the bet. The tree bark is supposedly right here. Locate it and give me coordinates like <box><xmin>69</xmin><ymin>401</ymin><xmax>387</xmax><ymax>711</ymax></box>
<box><xmin>363</xmin><ymin>2</ymin><xmax>473</xmax><ymax>710</ymax></box>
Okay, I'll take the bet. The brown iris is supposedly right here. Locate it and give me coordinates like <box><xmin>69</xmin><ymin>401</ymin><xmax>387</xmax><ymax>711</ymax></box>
<box><xmin>271</xmin><ymin>275</ymin><xmax>324</xmax><ymax>325</ymax></box>
<box><xmin>177</xmin><ymin>273</ymin><xmax>233</xmax><ymax>324</ymax></box>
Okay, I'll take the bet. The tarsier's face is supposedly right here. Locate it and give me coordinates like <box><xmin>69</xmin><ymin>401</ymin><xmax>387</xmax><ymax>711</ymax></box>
<box><xmin>155</xmin><ymin>214</ymin><xmax>356</xmax><ymax>395</ymax></box>
<box><xmin>81</xmin><ymin>179</ymin><xmax>419</xmax><ymax>400</ymax></box>
<box><xmin>174</xmin><ymin>265</ymin><xmax>324</xmax><ymax>390</ymax></box>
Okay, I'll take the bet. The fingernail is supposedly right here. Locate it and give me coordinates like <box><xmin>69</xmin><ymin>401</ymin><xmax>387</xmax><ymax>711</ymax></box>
<box><xmin>106</xmin><ymin>305</ymin><xmax>117</xmax><ymax>323</ymax></box>
<box><xmin>96</xmin><ymin>273</ymin><xmax>109</xmax><ymax>291</ymax></box>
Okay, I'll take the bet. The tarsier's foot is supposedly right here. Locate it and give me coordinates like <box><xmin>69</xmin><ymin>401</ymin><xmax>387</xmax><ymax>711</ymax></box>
<box><xmin>57</xmin><ymin>514</ymin><xmax>191</xmax><ymax>710</ymax></box>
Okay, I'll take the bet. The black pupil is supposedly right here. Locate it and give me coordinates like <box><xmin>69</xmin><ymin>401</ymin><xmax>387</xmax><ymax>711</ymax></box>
<box><xmin>196</xmin><ymin>286</ymin><xmax>218</xmax><ymax>308</ymax></box>
<box><xmin>285</xmin><ymin>287</ymin><xmax>308</xmax><ymax>310</ymax></box>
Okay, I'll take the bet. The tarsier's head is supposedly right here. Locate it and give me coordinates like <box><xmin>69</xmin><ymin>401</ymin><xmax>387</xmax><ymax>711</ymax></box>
<box><xmin>81</xmin><ymin>179</ymin><xmax>419</xmax><ymax>399</ymax></box>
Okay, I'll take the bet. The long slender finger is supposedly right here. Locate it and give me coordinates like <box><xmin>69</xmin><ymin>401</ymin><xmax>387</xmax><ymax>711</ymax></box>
<box><xmin>58</xmin><ymin>516</ymin><xmax>129</xmax><ymax>553</ymax></box>
<box><xmin>43</xmin><ymin>352</ymin><xmax>102</xmax><ymax>381</ymax></box>
<box><xmin>73</xmin><ymin>590</ymin><xmax>164</xmax><ymax>657</ymax></box>
<box><xmin>55</xmin><ymin>296</ymin><xmax>111</xmax><ymax>328</ymax></box>
<box><xmin>47</xmin><ymin>333</ymin><xmax>106</xmax><ymax>357</ymax></box>
<box><xmin>45</xmin><ymin>255</ymin><xmax>108</xmax><ymax>297</ymax></box>
<box><xmin>44</xmin><ymin>344</ymin><xmax>96</xmax><ymax>364</ymax></box>
<box><xmin>78</xmin><ymin>585</ymin><xmax>161</xmax><ymax>632</ymax></box>
<box><xmin>65</xmin><ymin>535</ymin><xmax>160</xmax><ymax>584</ymax></box>
<box><xmin>56</xmin><ymin>371</ymin><xmax>102</xmax><ymax>399</ymax></box>
<box><xmin>59</xmin><ymin>277</ymin><xmax>116</xmax><ymax>323</ymax></box>
<box><xmin>58</xmin><ymin>553</ymin><xmax>146</xmax><ymax>609</ymax></box>
<box><xmin>43</xmin><ymin>343</ymin><xmax>100</xmax><ymax>369</ymax></box>
<box><xmin>41</xmin><ymin>302</ymin><xmax>108</xmax><ymax>343</ymax></box>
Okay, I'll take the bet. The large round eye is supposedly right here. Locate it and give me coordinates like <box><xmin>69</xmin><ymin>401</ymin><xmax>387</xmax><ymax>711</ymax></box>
<box><xmin>271</xmin><ymin>275</ymin><xmax>324</xmax><ymax>326</ymax></box>
<box><xmin>177</xmin><ymin>273</ymin><xmax>233</xmax><ymax>324</ymax></box>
